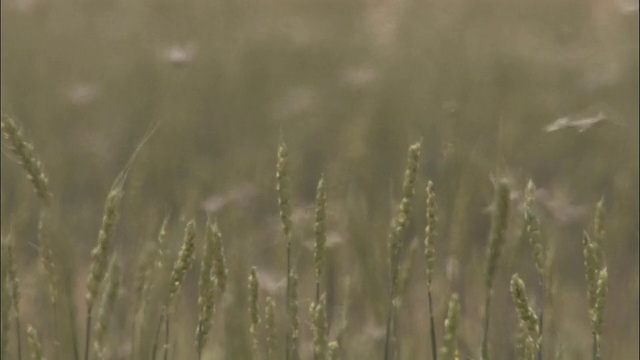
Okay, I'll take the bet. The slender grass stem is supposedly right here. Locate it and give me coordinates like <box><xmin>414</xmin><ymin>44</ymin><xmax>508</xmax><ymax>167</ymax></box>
<box><xmin>15</xmin><ymin>317</ymin><xmax>22</xmax><ymax>360</ymax></box>
<box><xmin>163</xmin><ymin>315</ymin><xmax>170</xmax><ymax>360</ymax></box>
<box><xmin>83</xmin><ymin>311</ymin><xmax>92</xmax><ymax>360</ymax></box>
<box><xmin>428</xmin><ymin>290</ymin><xmax>437</xmax><ymax>360</ymax></box>
<box><xmin>150</xmin><ymin>313</ymin><xmax>165</xmax><ymax>360</ymax></box>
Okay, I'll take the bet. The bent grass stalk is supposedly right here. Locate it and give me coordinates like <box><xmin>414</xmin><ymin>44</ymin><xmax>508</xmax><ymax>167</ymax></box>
<box><xmin>85</xmin><ymin>119</ymin><xmax>159</xmax><ymax>360</ymax></box>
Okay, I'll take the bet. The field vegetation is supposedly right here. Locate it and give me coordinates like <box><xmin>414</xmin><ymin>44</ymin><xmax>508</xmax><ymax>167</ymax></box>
<box><xmin>1</xmin><ymin>0</ymin><xmax>638</xmax><ymax>359</ymax></box>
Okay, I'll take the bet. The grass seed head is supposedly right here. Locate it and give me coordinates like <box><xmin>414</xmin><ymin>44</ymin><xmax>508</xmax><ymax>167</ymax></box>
<box><xmin>311</xmin><ymin>293</ymin><xmax>328</xmax><ymax>360</ymax></box>
<box><xmin>510</xmin><ymin>274</ymin><xmax>540</xmax><ymax>349</ymax></box>
<box><xmin>424</xmin><ymin>180</ymin><xmax>437</xmax><ymax>287</ymax></box>
<box><xmin>196</xmin><ymin>218</ymin><xmax>219</xmax><ymax>355</ymax></box>
<box><xmin>439</xmin><ymin>293</ymin><xmax>460</xmax><ymax>360</ymax></box>
<box><xmin>211</xmin><ymin>221</ymin><xmax>228</xmax><ymax>297</ymax></box>
<box><xmin>523</xmin><ymin>180</ymin><xmax>546</xmax><ymax>282</ymax></box>
<box><xmin>248</xmin><ymin>267</ymin><xmax>260</xmax><ymax>358</ymax></box>
<box><xmin>87</xmin><ymin>187</ymin><xmax>124</xmax><ymax>310</ymax></box>
<box><xmin>314</xmin><ymin>175</ymin><xmax>327</xmax><ymax>283</ymax></box>
<box><xmin>27</xmin><ymin>325</ymin><xmax>44</xmax><ymax>360</ymax></box>
<box><xmin>276</xmin><ymin>141</ymin><xmax>293</xmax><ymax>242</ymax></box>
<box><xmin>93</xmin><ymin>256</ymin><xmax>122</xmax><ymax>358</ymax></box>
<box><xmin>265</xmin><ymin>297</ymin><xmax>277</xmax><ymax>358</ymax></box>
<box><xmin>592</xmin><ymin>267</ymin><xmax>608</xmax><ymax>337</ymax></box>
<box><xmin>485</xmin><ymin>178</ymin><xmax>511</xmax><ymax>292</ymax></box>
<box><xmin>166</xmin><ymin>220</ymin><xmax>197</xmax><ymax>310</ymax></box>
<box><xmin>1</xmin><ymin>113</ymin><xmax>52</xmax><ymax>204</ymax></box>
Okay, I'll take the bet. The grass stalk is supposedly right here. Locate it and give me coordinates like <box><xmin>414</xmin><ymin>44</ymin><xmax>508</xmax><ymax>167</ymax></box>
<box><xmin>26</xmin><ymin>325</ymin><xmax>44</xmax><ymax>360</ymax></box>
<box><xmin>510</xmin><ymin>274</ymin><xmax>540</xmax><ymax>355</ymax></box>
<box><xmin>1</xmin><ymin>112</ymin><xmax>52</xmax><ymax>204</ymax></box>
<box><xmin>311</xmin><ymin>293</ymin><xmax>328</xmax><ymax>360</ymax></box>
<box><xmin>249</xmin><ymin>267</ymin><xmax>260</xmax><ymax>359</ymax></box>
<box><xmin>424</xmin><ymin>181</ymin><xmax>438</xmax><ymax>360</ymax></box>
<box><xmin>439</xmin><ymin>293</ymin><xmax>460</xmax><ymax>360</ymax></box>
<box><xmin>264</xmin><ymin>297</ymin><xmax>277</xmax><ymax>360</ymax></box>
<box><xmin>4</xmin><ymin>235</ymin><xmax>23</xmax><ymax>360</ymax></box>
<box><xmin>314</xmin><ymin>174</ymin><xmax>327</xmax><ymax>307</ymax></box>
<box><xmin>196</xmin><ymin>218</ymin><xmax>218</xmax><ymax>359</ymax></box>
<box><xmin>93</xmin><ymin>256</ymin><xmax>121</xmax><ymax>360</ymax></box>
<box><xmin>384</xmin><ymin>141</ymin><xmax>422</xmax><ymax>360</ymax></box>
<box><xmin>522</xmin><ymin>180</ymin><xmax>547</xmax><ymax>360</ymax></box>
<box><xmin>163</xmin><ymin>220</ymin><xmax>197</xmax><ymax>360</ymax></box>
<box><xmin>276</xmin><ymin>140</ymin><xmax>294</xmax><ymax>360</ymax></box>
<box><xmin>481</xmin><ymin>179</ymin><xmax>510</xmax><ymax>360</ymax></box>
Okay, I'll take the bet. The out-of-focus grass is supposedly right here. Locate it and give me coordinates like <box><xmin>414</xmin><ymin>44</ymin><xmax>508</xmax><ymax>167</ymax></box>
<box><xmin>1</xmin><ymin>0</ymin><xmax>638</xmax><ymax>359</ymax></box>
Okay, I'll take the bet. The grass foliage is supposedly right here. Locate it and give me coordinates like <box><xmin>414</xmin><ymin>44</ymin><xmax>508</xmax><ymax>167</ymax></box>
<box><xmin>1</xmin><ymin>0</ymin><xmax>638</xmax><ymax>359</ymax></box>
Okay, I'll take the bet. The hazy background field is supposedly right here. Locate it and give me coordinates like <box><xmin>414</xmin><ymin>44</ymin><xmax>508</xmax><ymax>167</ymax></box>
<box><xmin>1</xmin><ymin>0</ymin><xmax>638</xmax><ymax>359</ymax></box>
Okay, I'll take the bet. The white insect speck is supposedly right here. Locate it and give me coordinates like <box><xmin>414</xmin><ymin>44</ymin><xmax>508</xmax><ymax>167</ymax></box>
<box><xmin>544</xmin><ymin>110</ymin><xmax>612</xmax><ymax>133</ymax></box>
<box><xmin>341</xmin><ymin>65</ymin><xmax>379</xmax><ymax>88</ymax></box>
<box><xmin>301</xmin><ymin>231</ymin><xmax>345</xmax><ymax>251</ymax></box>
<box><xmin>161</xmin><ymin>42</ymin><xmax>197</xmax><ymax>67</ymax></box>
<box><xmin>201</xmin><ymin>184</ymin><xmax>258</xmax><ymax>214</ymax></box>
<box><xmin>256</xmin><ymin>270</ymin><xmax>287</xmax><ymax>295</ymax></box>
<box><xmin>617</xmin><ymin>0</ymin><xmax>639</xmax><ymax>13</ymax></box>
<box><xmin>67</xmin><ymin>83</ymin><xmax>99</xmax><ymax>105</ymax></box>
<box><xmin>9</xmin><ymin>0</ymin><xmax>38</xmax><ymax>12</ymax></box>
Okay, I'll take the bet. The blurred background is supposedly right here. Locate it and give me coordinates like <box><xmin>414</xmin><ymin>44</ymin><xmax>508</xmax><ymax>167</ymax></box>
<box><xmin>1</xmin><ymin>0</ymin><xmax>638</xmax><ymax>358</ymax></box>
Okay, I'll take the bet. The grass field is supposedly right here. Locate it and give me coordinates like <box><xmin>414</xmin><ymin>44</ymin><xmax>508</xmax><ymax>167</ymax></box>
<box><xmin>1</xmin><ymin>0</ymin><xmax>638</xmax><ymax>359</ymax></box>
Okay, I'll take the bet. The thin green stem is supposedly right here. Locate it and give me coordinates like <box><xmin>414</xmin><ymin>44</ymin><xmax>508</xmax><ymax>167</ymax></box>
<box><xmin>15</xmin><ymin>317</ymin><xmax>22</xmax><ymax>360</ymax></box>
<box><xmin>84</xmin><ymin>310</ymin><xmax>92</xmax><ymax>360</ymax></box>
<box><xmin>428</xmin><ymin>290</ymin><xmax>437</xmax><ymax>360</ymax></box>
<box><xmin>163</xmin><ymin>315</ymin><xmax>170</xmax><ymax>360</ymax></box>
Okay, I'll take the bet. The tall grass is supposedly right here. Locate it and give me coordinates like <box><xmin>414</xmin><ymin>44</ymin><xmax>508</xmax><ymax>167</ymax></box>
<box><xmin>0</xmin><ymin>114</ymin><xmax>632</xmax><ymax>359</ymax></box>
<box><xmin>0</xmin><ymin>1</ymin><xmax>637</xmax><ymax>358</ymax></box>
